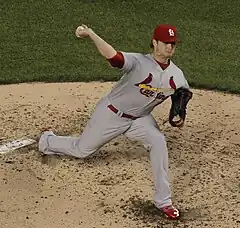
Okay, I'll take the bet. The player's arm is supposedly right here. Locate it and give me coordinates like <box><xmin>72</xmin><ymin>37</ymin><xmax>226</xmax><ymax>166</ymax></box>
<box><xmin>75</xmin><ymin>24</ymin><xmax>117</xmax><ymax>59</ymax></box>
<box><xmin>75</xmin><ymin>24</ymin><xmax>134</xmax><ymax>70</ymax></box>
<box><xmin>87</xmin><ymin>30</ymin><xmax>124</xmax><ymax>68</ymax></box>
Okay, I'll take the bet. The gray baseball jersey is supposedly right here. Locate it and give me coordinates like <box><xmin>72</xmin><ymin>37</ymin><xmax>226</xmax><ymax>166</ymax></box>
<box><xmin>107</xmin><ymin>52</ymin><xmax>189</xmax><ymax>117</ymax></box>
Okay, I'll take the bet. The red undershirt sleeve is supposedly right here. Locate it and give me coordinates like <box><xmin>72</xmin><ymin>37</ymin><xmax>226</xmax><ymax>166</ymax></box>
<box><xmin>107</xmin><ymin>51</ymin><xmax>125</xmax><ymax>69</ymax></box>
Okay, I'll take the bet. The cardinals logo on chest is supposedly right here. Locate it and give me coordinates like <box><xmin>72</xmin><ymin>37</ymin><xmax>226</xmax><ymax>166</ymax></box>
<box><xmin>135</xmin><ymin>74</ymin><xmax>176</xmax><ymax>100</ymax></box>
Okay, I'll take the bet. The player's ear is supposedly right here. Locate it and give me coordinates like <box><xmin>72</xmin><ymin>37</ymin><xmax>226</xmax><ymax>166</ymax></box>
<box><xmin>152</xmin><ymin>39</ymin><xmax>158</xmax><ymax>48</ymax></box>
<box><xmin>150</xmin><ymin>39</ymin><xmax>154</xmax><ymax>48</ymax></box>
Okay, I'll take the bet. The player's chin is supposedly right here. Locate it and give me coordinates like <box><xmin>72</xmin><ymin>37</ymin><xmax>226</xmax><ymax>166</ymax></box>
<box><xmin>165</xmin><ymin>52</ymin><xmax>174</xmax><ymax>58</ymax></box>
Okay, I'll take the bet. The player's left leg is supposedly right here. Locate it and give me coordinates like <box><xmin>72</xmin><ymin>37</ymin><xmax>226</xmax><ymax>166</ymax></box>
<box><xmin>123</xmin><ymin>114</ymin><xmax>179</xmax><ymax>219</ymax></box>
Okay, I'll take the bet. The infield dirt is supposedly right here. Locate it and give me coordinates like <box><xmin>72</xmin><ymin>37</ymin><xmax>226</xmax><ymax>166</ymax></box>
<box><xmin>0</xmin><ymin>82</ymin><xmax>239</xmax><ymax>228</ymax></box>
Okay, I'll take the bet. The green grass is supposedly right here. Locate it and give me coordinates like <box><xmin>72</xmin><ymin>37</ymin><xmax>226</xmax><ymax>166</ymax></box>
<box><xmin>1</xmin><ymin>0</ymin><xmax>240</xmax><ymax>93</ymax></box>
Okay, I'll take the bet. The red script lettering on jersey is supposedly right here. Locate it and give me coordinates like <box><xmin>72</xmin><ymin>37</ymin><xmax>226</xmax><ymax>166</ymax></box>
<box><xmin>135</xmin><ymin>73</ymin><xmax>166</xmax><ymax>99</ymax></box>
<box><xmin>135</xmin><ymin>73</ymin><xmax>153</xmax><ymax>97</ymax></box>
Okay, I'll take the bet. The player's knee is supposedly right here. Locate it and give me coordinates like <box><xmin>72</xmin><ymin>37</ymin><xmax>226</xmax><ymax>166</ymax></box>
<box><xmin>74</xmin><ymin>147</ymin><xmax>99</xmax><ymax>159</ymax></box>
<box><xmin>149</xmin><ymin>131</ymin><xmax>166</xmax><ymax>147</ymax></box>
<box><xmin>74</xmin><ymin>151</ymin><xmax>91</xmax><ymax>159</ymax></box>
<box><xmin>73</xmin><ymin>140</ymin><xmax>99</xmax><ymax>158</ymax></box>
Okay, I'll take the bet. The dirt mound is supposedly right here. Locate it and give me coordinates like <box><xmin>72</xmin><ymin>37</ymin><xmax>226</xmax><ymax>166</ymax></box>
<box><xmin>0</xmin><ymin>82</ymin><xmax>239</xmax><ymax>228</ymax></box>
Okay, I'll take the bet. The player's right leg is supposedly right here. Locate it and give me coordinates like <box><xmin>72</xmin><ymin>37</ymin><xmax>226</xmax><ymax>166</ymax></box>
<box><xmin>38</xmin><ymin>97</ymin><xmax>132</xmax><ymax>158</ymax></box>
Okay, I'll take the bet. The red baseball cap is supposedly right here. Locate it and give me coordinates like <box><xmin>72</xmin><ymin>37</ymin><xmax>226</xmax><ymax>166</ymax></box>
<box><xmin>153</xmin><ymin>24</ymin><xmax>180</xmax><ymax>43</ymax></box>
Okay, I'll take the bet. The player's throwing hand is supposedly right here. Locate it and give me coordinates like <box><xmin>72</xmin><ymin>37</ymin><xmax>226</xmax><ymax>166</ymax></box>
<box><xmin>75</xmin><ymin>24</ymin><xmax>92</xmax><ymax>38</ymax></box>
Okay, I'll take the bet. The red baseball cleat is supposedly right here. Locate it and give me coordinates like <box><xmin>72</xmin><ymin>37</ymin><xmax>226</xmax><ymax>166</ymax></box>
<box><xmin>160</xmin><ymin>205</ymin><xmax>180</xmax><ymax>219</ymax></box>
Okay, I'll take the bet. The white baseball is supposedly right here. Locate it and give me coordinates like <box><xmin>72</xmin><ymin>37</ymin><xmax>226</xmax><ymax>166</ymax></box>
<box><xmin>76</xmin><ymin>25</ymin><xmax>85</xmax><ymax>38</ymax></box>
<box><xmin>78</xmin><ymin>26</ymin><xmax>84</xmax><ymax>31</ymax></box>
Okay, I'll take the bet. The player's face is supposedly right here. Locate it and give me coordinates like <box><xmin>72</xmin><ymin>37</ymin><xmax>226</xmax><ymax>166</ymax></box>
<box><xmin>154</xmin><ymin>40</ymin><xmax>176</xmax><ymax>58</ymax></box>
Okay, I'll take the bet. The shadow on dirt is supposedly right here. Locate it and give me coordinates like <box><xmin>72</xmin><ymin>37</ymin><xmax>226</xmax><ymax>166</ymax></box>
<box><xmin>122</xmin><ymin>196</ymin><xmax>212</xmax><ymax>227</ymax></box>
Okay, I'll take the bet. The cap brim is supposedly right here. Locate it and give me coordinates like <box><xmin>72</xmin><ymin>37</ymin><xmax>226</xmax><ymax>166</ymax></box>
<box><xmin>161</xmin><ymin>37</ymin><xmax>181</xmax><ymax>43</ymax></box>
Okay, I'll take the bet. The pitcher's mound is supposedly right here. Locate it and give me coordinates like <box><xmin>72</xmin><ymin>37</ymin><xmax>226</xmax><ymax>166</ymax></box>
<box><xmin>0</xmin><ymin>82</ymin><xmax>239</xmax><ymax>228</ymax></box>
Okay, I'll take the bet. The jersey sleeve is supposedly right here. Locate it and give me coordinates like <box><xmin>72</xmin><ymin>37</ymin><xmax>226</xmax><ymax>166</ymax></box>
<box><xmin>120</xmin><ymin>52</ymin><xmax>138</xmax><ymax>73</ymax></box>
<box><xmin>107</xmin><ymin>52</ymin><xmax>125</xmax><ymax>69</ymax></box>
<box><xmin>107</xmin><ymin>51</ymin><xmax>138</xmax><ymax>73</ymax></box>
<box><xmin>181</xmin><ymin>77</ymin><xmax>190</xmax><ymax>89</ymax></box>
<box><xmin>176</xmin><ymin>70</ymin><xmax>190</xmax><ymax>89</ymax></box>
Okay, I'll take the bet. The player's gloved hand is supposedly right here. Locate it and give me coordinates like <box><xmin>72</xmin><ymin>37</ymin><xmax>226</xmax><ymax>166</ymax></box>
<box><xmin>169</xmin><ymin>87</ymin><xmax>193</xmax><ymax>128</ymax></box>
<box><xmin>75</xmin><ymin>24</ymin><xmax>93</xmax><ymax>38</ymax></box>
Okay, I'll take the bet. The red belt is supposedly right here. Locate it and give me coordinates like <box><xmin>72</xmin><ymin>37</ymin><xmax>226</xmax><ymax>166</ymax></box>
<box><xmin>107</xmin><ymin>104</ymin><xmax>138</xmax><ymax>120</ymax></box>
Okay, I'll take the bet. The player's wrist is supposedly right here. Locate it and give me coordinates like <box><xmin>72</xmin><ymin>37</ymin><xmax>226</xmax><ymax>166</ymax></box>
<box><xmin>88</xmin><ymin>29</ymin><xmax>95</xmax><ymax>38</ymax></box>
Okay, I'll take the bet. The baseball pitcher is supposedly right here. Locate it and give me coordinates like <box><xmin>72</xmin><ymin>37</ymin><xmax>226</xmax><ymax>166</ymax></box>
<box><xmin>39</xmin><ymin>24</ymin><xmax>193</xmax><ymax>219</ymax></box>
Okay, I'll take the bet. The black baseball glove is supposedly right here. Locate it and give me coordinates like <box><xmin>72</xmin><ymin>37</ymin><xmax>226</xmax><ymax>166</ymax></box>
<box><xmin>169</xmin><ymin>87</ymin><xmax>193</xmax><ymax>128</ymax></box>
